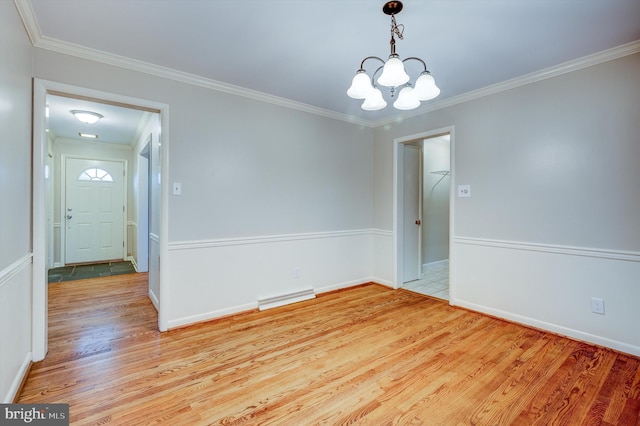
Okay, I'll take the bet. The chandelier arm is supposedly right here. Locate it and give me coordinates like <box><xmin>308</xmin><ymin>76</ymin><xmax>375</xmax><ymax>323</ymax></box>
<box><xmin>402</xmin><ymin>57</ymin><xmax>428</xmax><ymax>72</ymax></box>
<box><xmin>358</xmin><ymin>56</ymin><xmax>386</xmax><ymax>71</ymax></box>
<box><xmin>371</xmin><ymin>65</ymin><xmax>385</xmax><ymax>85</ymax></box>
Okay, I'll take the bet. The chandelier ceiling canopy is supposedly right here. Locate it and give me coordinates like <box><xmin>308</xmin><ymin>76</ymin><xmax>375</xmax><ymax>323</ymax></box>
<box><xmin>347</xmin><ymin>1</ymin><xmax>440</xmax><ymax>111</ymax></box>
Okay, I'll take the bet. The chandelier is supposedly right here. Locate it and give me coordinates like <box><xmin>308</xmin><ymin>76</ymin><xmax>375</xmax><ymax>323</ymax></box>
<box><xmin>347</xmin><ymin>1</ymin><xmax>440</xmax><ymax>111</ymax></box>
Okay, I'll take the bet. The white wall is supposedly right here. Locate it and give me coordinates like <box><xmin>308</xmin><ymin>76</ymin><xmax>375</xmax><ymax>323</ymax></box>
<box><xmin>32</xmin><ymin>48</ymin><xmax>375</xmax><ymax>327</ymax></box>
<box><xmin>0</xmin><ymin>1</ymin><xmax>34</xmax><ymax>402</ymax></box>
<box><xmin>374</xmin><ymin>53</ymin><xmax>640</xmax><ymax>355</ymax></box>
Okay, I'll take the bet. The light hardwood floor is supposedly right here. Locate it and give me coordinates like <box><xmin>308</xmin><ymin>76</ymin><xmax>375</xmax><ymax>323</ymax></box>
<box><xmin>18</xmin><ymin>274</ymin><xmax>640</xmax><ymax>425</ymax></box>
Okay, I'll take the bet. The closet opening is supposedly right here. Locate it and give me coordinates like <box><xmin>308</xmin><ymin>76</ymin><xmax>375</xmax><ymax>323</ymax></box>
<box><xmin>393</xmin><ymin>127</ymin><xmax>454</xmax><ymax>303</ymax></box>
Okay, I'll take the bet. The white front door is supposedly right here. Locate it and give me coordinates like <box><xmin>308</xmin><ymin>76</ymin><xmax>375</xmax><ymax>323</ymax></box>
<box><xmin>403</xmin><ymin>145</ymin><xmax>422</xmax><ymax>283</ymax></box>
<box><xmin>65</xmin><ymin>158</ymin><xmax>125</xmax><ymax>264</ymax></box>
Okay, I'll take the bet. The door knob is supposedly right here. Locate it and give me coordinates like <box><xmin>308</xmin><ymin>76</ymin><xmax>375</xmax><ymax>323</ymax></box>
<box><xmin>67</xmin><ymin>215</ymin><xmax>72</xmax><ymax>220</ymax></box>
<box><xmin>415</xmin><ymin>220</ymin><xmax>421</xmax><ymax>225</ymax></box>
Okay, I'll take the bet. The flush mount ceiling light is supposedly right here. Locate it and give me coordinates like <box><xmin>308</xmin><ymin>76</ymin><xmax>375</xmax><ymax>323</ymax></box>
<box><xmin>347</xmin><ymin>1</ymin><xmax>440</xmax><ymax>111</ymax></box>
<box><xmin>71</xmin><ymin>110</ymin><xmax>103</xmax><ymax>124</ymax></box>
<box><xmin>79</xmin><ymin>133</ymin><xmax>98</xmax><ymax>139</ymax></box>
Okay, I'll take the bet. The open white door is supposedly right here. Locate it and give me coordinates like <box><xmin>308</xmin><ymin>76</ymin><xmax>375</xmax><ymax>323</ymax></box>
<box><xmin>402</xmin><ymin>144</ymin><xmax>422</xmax><ymax>283</ymax></box>
<box><xmin>65</xmin><ymin>158</ymin><xmax>125</xmax><ymax>264</ymax></box>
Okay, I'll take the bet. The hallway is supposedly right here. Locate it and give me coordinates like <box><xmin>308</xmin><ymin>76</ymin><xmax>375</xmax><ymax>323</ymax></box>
<box><xmin>48</xmin><ymin>261</ymin><xmax>136</xmax><ymax>282</ymax></box>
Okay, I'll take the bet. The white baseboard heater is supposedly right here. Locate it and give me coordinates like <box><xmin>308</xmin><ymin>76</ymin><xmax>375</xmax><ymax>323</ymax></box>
<box><xmin>258</xmin><ymin>288</ymin><xmax>316</xmax><ymax>311</ymax></box>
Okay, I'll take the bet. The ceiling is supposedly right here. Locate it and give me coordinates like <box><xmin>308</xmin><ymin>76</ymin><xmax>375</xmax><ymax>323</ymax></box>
<box><xmin>26</xmin><ymin>0</ymin><xmax>640</xmax><ymax>141</ymax></box>
<box><xmin>47</xmin><ymin>95</ymin><xmax>150</xmax><ymax>145</ymax></box>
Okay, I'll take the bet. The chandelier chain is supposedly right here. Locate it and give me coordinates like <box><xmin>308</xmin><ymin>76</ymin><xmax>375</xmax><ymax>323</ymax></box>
<box><xmin>391</xmin><ymin>15</ymin><xmax>404</xmax><ymax>41</ymax></box>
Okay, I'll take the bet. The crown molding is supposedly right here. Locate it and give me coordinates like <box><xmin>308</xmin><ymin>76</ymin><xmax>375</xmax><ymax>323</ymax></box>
<box><xmin>13</xmin><ymin>0</ymin><xmax>40</xmax><ymax>45</ymax></box>
<box><xmin>36</xmin><ymin>35</ymin><xmax>377</xmax><ymax>127</ymax></box>
<box><xmin>14</xmin><ymin>0</ymin><xmax>374</xmax><ymax>127</ymax></box>
<box><xmin>374</xmin><ymin>40</ymin><xmax>640</xmax><ymax>127</ymax></box>
<box><xmin>15</xmin><ymin>0</ymin><xmax>638</xmax><ymax>130</ymax></box>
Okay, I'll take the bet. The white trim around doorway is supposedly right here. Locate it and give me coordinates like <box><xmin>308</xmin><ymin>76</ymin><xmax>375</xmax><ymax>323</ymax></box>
<box><xmin>392</xmin><ymin>126</ymin><xmax>456</xmax><ymax>305</ymax></box>
<box><xmin>32</xmin><ymin>79</ymin><xmax>171</xmax><ymax>361</ymax></box>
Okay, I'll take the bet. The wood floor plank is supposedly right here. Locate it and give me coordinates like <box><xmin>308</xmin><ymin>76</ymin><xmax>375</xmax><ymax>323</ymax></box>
<box><xmin>17</xmin><ymin>274</ymin><xmax>640</xmax><ymax>425</ymax></box>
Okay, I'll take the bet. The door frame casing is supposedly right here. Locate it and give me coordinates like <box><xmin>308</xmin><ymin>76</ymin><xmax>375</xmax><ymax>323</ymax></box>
<box><xmin>61</xmin><ymin>155</ymin><xmax>128</xmax><ymax>265</ymax></box>
<box><xmin>392</xmin><ymin>126</ymin><xmax>455</xmax><ymax>304</ymax></box>
<box><xmin>33</xmin><ymin>79</ymin><xmax>171</xmax><ymax>361</ymax></box>
<box><xmin>136</xmin><ymin>136</ymin><xmax>151</xmax><ymax>273</ymax></box>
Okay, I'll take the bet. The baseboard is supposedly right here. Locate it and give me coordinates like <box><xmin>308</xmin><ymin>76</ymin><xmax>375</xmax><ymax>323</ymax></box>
<box><xmin>454</xmin><ymin>299</ymin><xmax>640</xmax><ymax>357</ymax></box>
<box><xmin>127</xmin><ymin>256</ymin><xmax>139</xmax><ymax>272</ymax></box>
<box><xmin>148</xmin><ymin>289</ymin><xmax>159</xmax><ymax>311</ymax></box>
<box><xmin>369</xmin><ymin>277</ymin><xmax>395</xmax><ymax>288</ymax></box>
<box><xmin>167</xmin><ymin>277</ymin><xmax>387</xmax><ymax>329</ymax></box>
<box><xmin>258</xmin><ymin>288</ymin><xmax>315</xmax><ymax>311</ymax></box>
<box><xmin>167</xmin><ymin>302</ymin><xmax>259</xmax><ymax>330</ymax></box>
<box><xmin>4</xmin><ymin>353</ymin><xmax>32</xmax><ymax>403</ymax></box>
<box><xmin>422</xmin><ymin>259</ymin><xmax>449</xmax><ymax>271</ymax></box>
<box><xmin>315</xmin><ymin>277</ymin><xmax>388</xmax><ymax>295</ymax></box>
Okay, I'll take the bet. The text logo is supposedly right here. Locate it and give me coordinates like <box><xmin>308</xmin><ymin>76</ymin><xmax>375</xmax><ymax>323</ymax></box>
<box><xmin>1</xmin><ymin>404</ymin><xmax>69</xmax><ymax>425</ymax></box>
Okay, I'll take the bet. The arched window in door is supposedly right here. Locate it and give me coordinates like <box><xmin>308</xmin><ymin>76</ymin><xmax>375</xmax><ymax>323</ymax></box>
<box><xmin>78</xmin><ymin>167</ymin><xmax>114</xmax><ymax>182</ymax></box>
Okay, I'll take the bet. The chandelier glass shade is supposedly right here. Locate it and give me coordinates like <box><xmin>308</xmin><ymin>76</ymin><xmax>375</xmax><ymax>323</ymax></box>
<box><xmin>347</xmin><ymin>1</ymin><xmax>440</xmax><ymax>111</ymax></box>
<box><xmin>361</xmin><ymin>87</ymin><xmax>387</xmax><ymax>111</ymax></box>
<box><xmin>377</xmin><ymin>56</ymin><xmax>410</xmax><ymax>88</ymax></box>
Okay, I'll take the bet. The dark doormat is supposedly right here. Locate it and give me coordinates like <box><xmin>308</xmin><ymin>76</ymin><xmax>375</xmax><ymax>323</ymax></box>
<box><xmin>48</xmin><ymin>261</ymin><xmax>136</xmax><ymax>283</ymax></box>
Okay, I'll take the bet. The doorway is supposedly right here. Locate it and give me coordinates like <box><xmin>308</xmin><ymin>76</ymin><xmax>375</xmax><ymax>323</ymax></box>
<box><xmin>32</xmin><ymin>79</ymin><xmax>169</xmax><ymax>361</ymax></box>
<box><xmin>393</xmin><ymin>127</ymin><xmax>454</xmax><ymax>303</ymax></box>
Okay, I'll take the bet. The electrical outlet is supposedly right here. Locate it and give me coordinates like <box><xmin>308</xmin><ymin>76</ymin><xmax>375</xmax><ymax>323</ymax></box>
<box><xmin>293</xmin><ymin>267</ymin><xmax>301</xmax><ymax>279</ymax></box>
<box><xmin>591</xmin><ymin>297</ymin><xmax>605</xmax><ymax>315</ymax></box>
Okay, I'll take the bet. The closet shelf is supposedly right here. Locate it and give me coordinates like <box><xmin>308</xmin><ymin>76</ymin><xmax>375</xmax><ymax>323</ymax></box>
<box><xmin>430</xmin><ymin>170</ymin><xmax>450</xmax><ymax>176</ymax></box>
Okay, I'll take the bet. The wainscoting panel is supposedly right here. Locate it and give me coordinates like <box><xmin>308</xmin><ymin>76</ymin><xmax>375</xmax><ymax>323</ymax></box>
<box><xmin>372</xmin><ymin>229</ymin><xmax>393</xmax><ymax>287</ymax></box>
<box><xmin>0</xmin><ymin>254</ymin><xmax>33</xmax><ymax>402</ymax></box>
<box><xmin>453</xmin><ymin>237</ymin><xmax>640</xmax><ymax>356</ymax></box>
<box><xmin>166</xmin><ymin>230</ymin><xmax>374</xmax><ymax>328</ymax></box>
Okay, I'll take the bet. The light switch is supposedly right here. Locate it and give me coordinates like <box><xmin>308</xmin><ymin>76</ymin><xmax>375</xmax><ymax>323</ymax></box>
<box><xmin>172</xmin><ymin>182</ymin><xmax>182</xmax><ymax>195</ymax></box>
<box><xmin>458</xmin><ymin>185</ymin><xmax>471</xmax><ymax>197</ymax></box>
